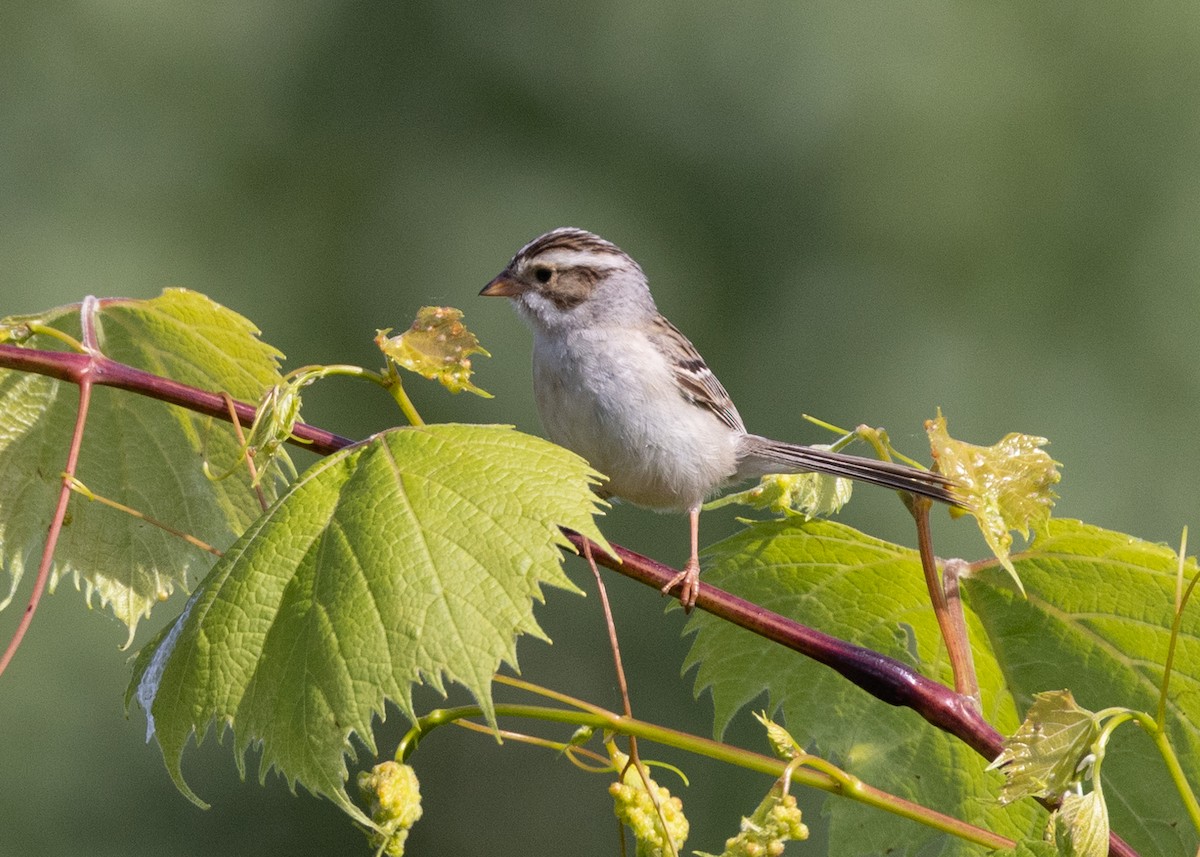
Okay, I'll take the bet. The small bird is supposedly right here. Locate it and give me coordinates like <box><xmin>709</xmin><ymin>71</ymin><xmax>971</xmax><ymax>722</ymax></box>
<box><xmin>481</xmin><ymin>227</ymin><xmax>955</xmax><ymax>609</ymax></box>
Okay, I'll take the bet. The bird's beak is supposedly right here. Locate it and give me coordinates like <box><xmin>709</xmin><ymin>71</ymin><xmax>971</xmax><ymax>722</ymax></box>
<box><xmin>480</xmin><ymin>273</ymin><xmax>524</xmax><ymax>297</ymax></box>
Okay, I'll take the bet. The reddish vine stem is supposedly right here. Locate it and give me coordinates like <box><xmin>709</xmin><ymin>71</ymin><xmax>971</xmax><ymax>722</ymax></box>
<box><xmin>582</xmin><ymin>540</ymin><xmax>636</xmax><ymax>723</ymax></box>
<box><xmin>941</xmin><ymin>558</ymin><xmax>980</xmax><ymax>707</ymax></box>
<box><xmin>0</xmin><ymin>342</ymin><xmax>1141</xmax><ymax>857</ymax></box>
<box><xmin>0</xmin><ymin>305</ymin><xmax>102</xmax><ymax>678</ymax></box>
<box><xmin>0</xmin><ymin>345</ymin><xmax>352</xmax><ymax>456</ymax></box>
<box><xmin>0</xmin><ymin>378</ymin><xmax>91</xmax><ymax>678</ymax></box>
<box><xmin>565</xmin><ymin>531</ymin><xmax>1002</xmax><ymax>758</ymax></box>
<box><xmin>581</xmin><ymin>540</ymin><xmax>675</xmax><ymax>857</ymax></box>
<box><xmin>912</xmin><ymin>498</ymin><xmax>980</xmax><ymax>706</ymax></box>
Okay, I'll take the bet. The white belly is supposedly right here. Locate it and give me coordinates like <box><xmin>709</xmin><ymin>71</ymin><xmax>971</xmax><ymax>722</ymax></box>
<box><xmin>531</xmin><ymin>328</ymin><xmax>739</xmax><ymax>511</ymax></box>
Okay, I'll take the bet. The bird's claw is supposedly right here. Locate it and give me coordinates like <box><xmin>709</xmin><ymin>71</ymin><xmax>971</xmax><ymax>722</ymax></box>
<box><xmin>661</xmin><ymin>558</ymin><xmax>701</xmax><ymax>612</ymax></box>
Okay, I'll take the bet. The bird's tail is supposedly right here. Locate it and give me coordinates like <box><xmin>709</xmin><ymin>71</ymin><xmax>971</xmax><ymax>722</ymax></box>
<box><xmin>737</xmin><ymin>434</ymin><xmax>959</xmax><ymax>506</ymax></box>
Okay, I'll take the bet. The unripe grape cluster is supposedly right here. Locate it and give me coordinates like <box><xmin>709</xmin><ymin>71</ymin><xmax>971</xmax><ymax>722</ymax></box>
<box><xmin>358</xmin><ymin>761</ymin><xmax>423</xmax><ymax>856</ymax></box>
<box><xmin>717</xmin><ymin>789</ymin><xmax>808</xmax><ymax>857</ymax></box>
<box><xmin>609</xmin><ymin>753</ymin><xmax>689</xmax><ymax>857</ymax></box>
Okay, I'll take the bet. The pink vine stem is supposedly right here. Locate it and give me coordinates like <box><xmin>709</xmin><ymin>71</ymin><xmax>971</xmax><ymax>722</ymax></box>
<box><xmin>0</xmin><ymin>299</ymin><xmax>101</xmax><ymax>677</ymax></box>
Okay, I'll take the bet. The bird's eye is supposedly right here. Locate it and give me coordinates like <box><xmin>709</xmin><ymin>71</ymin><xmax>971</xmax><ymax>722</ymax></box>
<box><xmin>533</xmin><ymin>266</ymin><xmax>553</xmax><ymax>284</ymax></box>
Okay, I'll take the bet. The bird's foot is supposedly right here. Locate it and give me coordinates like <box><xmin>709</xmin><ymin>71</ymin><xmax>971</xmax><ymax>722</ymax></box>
<box><xmin>660</xmin><ymin>557</ymin><xmax>701</xmax><ymax>612</ymax></box>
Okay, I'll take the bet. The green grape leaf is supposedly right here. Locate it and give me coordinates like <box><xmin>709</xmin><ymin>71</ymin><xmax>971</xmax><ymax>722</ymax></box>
<box><xmin>129</xmin><ymin>423</ymin><xmax>606</xmax><ymax>825</ymax></box>
<box><xmin>988</xmin><ymin>690</ymin><xmax>1100</xmax><ymax>804</ymax></box>
<box><xmin>966</xmin><ymin>519</ymin><xmax>1200</xmax><ymax>857</ymax></box>
<box><xmin>376</xmin><ymin>306</ymin><xmax>491</xmax><ymax>397</ymax></box>
<box><xmin>683</xmin><ymin>518</ymin><xmax>1044</xmax><ymax>856</ymax></box>
<box><xmin>1050</xmin><ymin>790</ymin><xmax>1109</xmax><ymax>857</ymax></box>
<box><xmin>705</xmin><ymin>468</ymin><xmax>852</xmax><ymax>518</ymax></box>
<box><xmin>927</xmin><ymin>412</ymin><xmax>1060</xmax><ymax>594</ymax></box>
<box><xmin>0</xmin><ymin>289</ymin><xmax>284</xmax><ymax>640</ymax></box>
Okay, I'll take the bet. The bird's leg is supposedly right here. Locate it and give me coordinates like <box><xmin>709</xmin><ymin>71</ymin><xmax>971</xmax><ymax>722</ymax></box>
<box><xmin>661</xmin><ymin>505</ymin><xmax>702</xmax><ymax>611</ymax></box>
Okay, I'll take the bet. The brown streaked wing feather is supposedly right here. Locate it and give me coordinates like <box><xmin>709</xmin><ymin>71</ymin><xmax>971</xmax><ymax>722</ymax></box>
<box><xmin>650</xmin><ymin>314</ymin><xmax>746</xmax><ymax>432</ymax></box>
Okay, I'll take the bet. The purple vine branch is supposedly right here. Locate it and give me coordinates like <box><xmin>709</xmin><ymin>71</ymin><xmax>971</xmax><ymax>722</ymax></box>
<box><xmin>0</xmin><ymin>341</ymin><xmax>1141</xmax><ymax>857</ymax></box>
<box><xmin>564</xmin><ymin>532</ymin><xmax>1002</xmax><ymax>759</ymax></box>
<box><xmin>0</xmin><ymin>344</ymin><xmax>352</xmax><ymax>455</ymax></box>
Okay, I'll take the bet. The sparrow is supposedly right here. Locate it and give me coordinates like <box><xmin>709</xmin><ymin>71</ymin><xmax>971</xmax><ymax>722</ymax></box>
<box><xmin>481</xmin><ymin>227</ymin><xmax>955</xmax><ymax>609</ymax></box>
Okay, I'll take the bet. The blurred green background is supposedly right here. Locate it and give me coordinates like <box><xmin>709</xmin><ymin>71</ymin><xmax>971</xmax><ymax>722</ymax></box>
<box><xmin>4</xmin><ymin>3</ymin><xmax>1200</xmax><ymax>855</ymax></box>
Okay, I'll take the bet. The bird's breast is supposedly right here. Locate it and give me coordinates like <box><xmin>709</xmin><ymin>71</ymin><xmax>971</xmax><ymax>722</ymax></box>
<box><xmin>530</xmin><ymin>330</ymin><xmax>739</xmax><ymax>510</ymax></box>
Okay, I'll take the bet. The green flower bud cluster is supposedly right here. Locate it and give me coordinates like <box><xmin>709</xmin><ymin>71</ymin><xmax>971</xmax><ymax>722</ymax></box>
<box><xmin>716</xmin><ymin>788</ymin><xmax>808</xmax><ymax>857</ymax></box>
<box><xmin>357</xmin><ymin>761</ymin><xmax>423</xmax><ymax>856</ymax></box>
<box><xmin>608</xmin><ymin>753</ymin><xmax>689</xmax><ymax>857</ymax></box>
